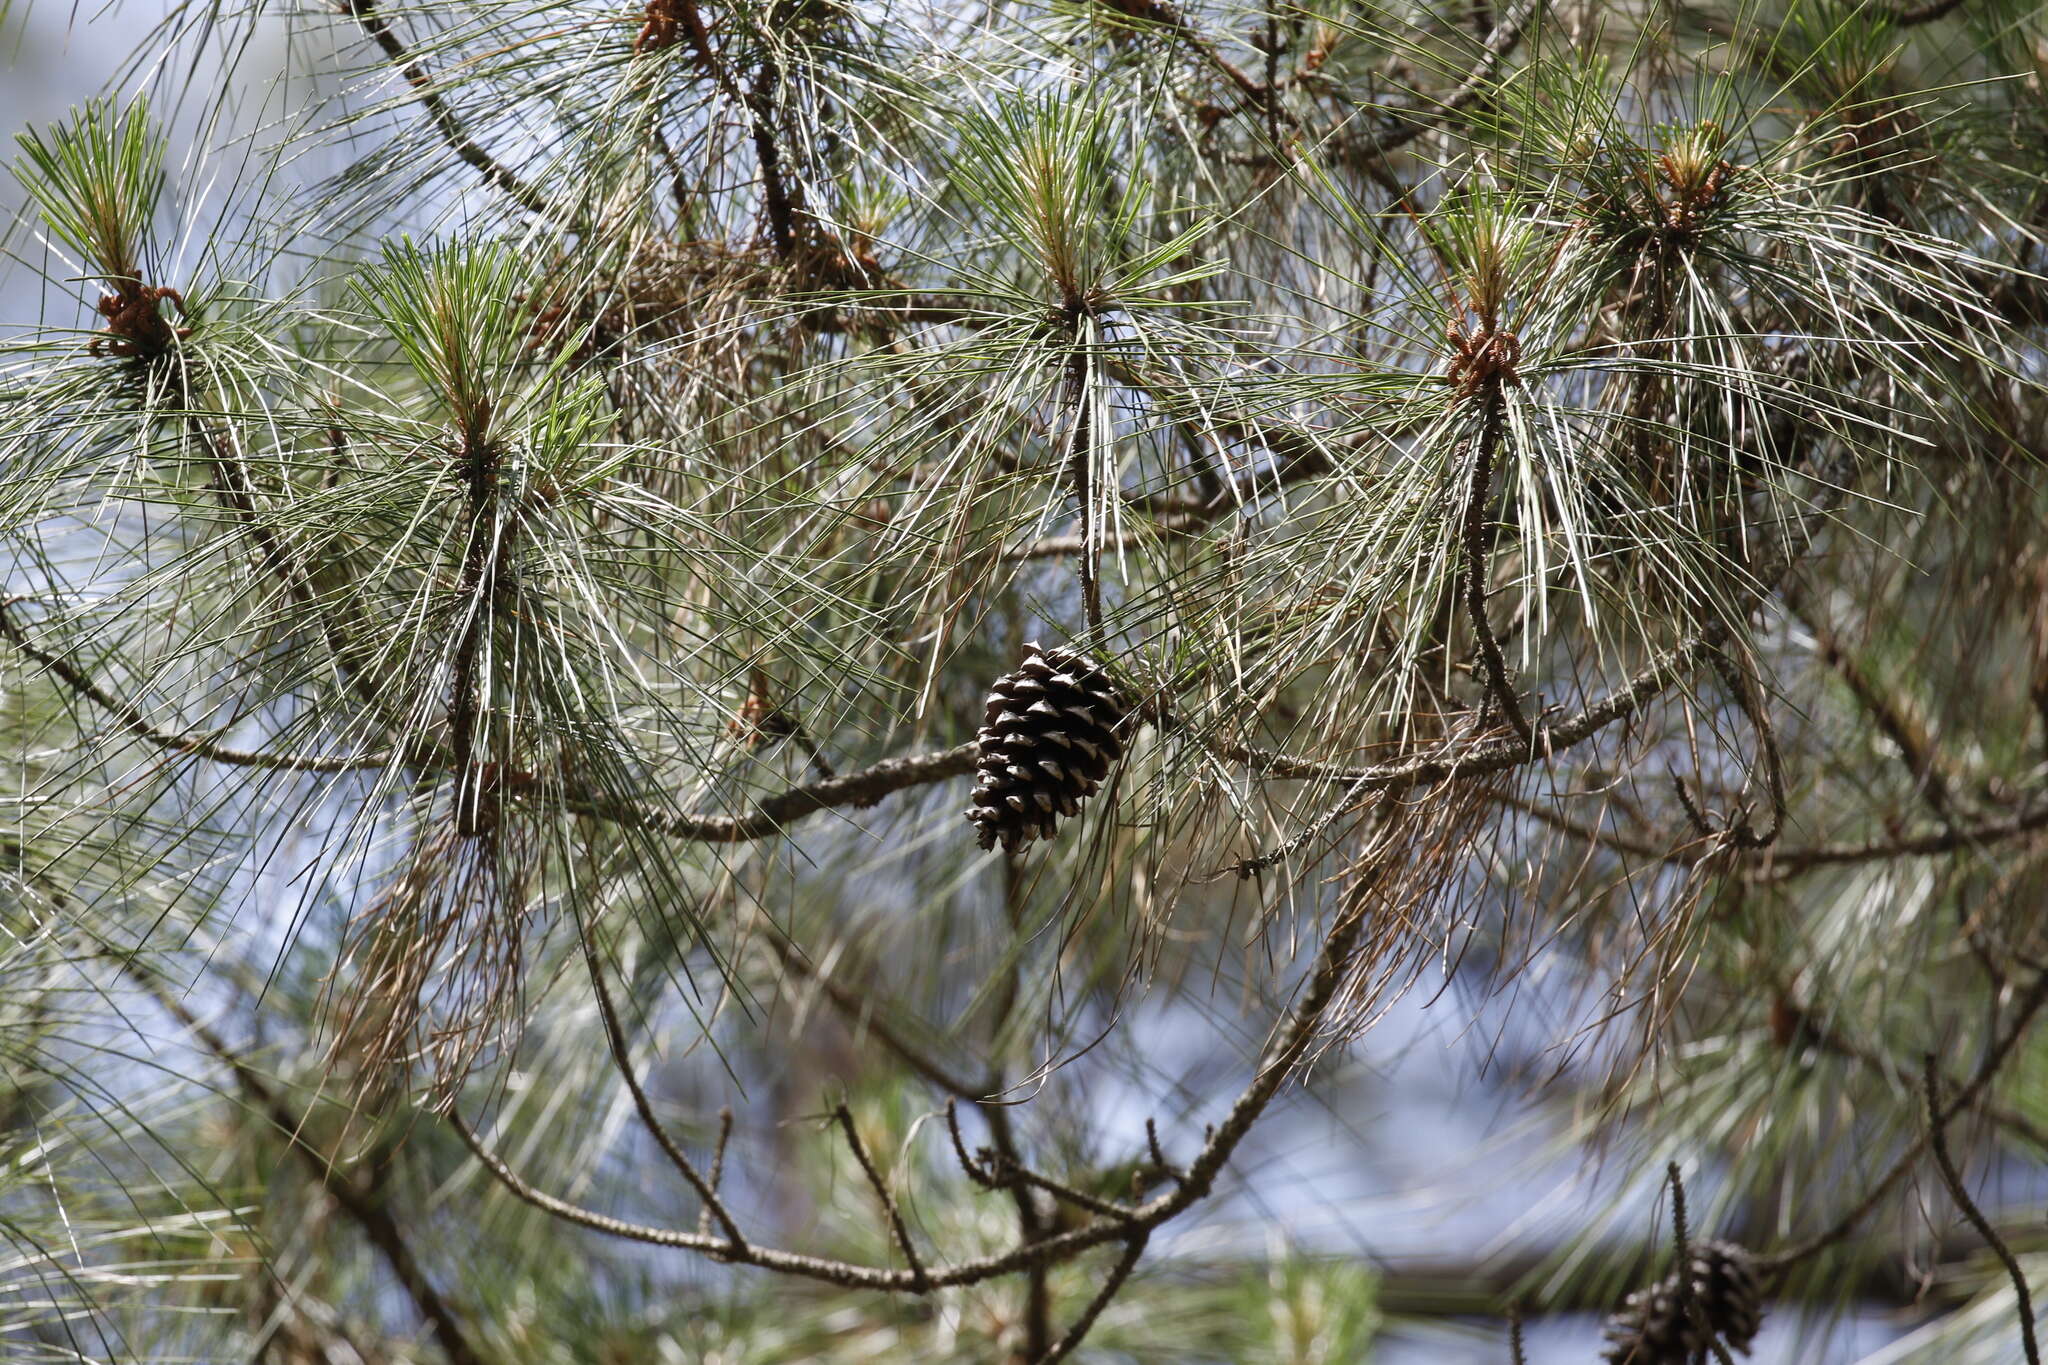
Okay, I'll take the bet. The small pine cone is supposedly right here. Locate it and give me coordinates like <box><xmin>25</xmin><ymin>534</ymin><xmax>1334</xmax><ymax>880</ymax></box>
<box><xmin>1602</xmin><ymin>1240</ymin><xmax>1763</xmax><ymax>1364</ymax></box>
<box><xmin>966</xmin><ymin>642</ymin><xmax>1129</xmax><ymax>853</ymax></box>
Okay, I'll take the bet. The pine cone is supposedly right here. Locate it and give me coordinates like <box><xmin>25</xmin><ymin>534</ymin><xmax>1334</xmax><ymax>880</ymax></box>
<box><xmin>966</xmin><ymin>642</ymin><xmax>1128</xmax><ymax>853</ymax></box>
<box><xmin>1602</xmin><ymin>1240</ymin><xmax>1763</xmax><ymax>1364</ymax></box>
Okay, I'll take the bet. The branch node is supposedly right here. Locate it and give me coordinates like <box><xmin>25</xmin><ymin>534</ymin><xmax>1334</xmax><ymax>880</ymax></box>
<box><xmin>946</xmin><ymin>1099</ymin><xmax>998</xmax><ymax>1188</ymax></box>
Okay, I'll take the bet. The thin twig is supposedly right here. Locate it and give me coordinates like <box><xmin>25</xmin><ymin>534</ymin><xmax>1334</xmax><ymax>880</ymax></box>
<box><xmin>1228</xmin><ymin>461</ymin><xmax>1848</xmax><ymax>793</ymax></box>
<box><xmin>1666</xmin><ymin>1163</ymin><xmax>1699</xmax><ymax>1349</ymax></box>
<box><xmin>1034</xmin><ymin>1232</ymin><xmax>1149</xmax><ymax>1364</ymax></box>
<box><xmin>1228</xmin><ymin>626</ymin><xmax>1707</xmax><ymax>785</ymax></box>
<box><xmin>1756</xmin><ymin>805</ymin><xmax>2048</xmax><ymax>873</ymax></box>
<box><xmin>0</xmin><ymin>600</ymin><xmax>394</xmax><ymax>774</ymax></box>
<box><xmin>1663</xmin><ymin>1164</ymin><xmax>1736</xmax><ymax>1365</ymax></box>
<box><xmin>993</xmin><ymin>849</ymin><xmax>1053</xmax><ymax>1360</ymax></box>
<box><xmin>981</xmin><ymin>1147</ymin><xmax>1141</xmax><ymax>1223</ymax></box>
<box><xmin>452</xmin><ymin>1105</ymin><xmax>1132</xmax><ymax>1287</ymax></box>
<box><xmin>946</xmin><ymin>1100</ymin><xmax>996</xmax><ymax>1186</ymax></box>
<box><xmin>697</xmin><ymin>1107</ymin><xmax>735</xmax><ymax>1240</ymax></box>
<box><xmin>746</xmin><ymin>59</ymin><xmax>801</xmax><ymax>255</ymax></box>
<box><xmin>1212</xmin><ymin>773</ymin><xmax>1379</xmax><ymax>879</ymax></box>
<box><xmin>557</xmin><ymin>740</ymin><xmax>980</xmax><ymax>842</ymax></box>
<box><xmin>1462</xmin><ymin>393</ymin><xmax>1532</xmax><ymax>743</ymax></box>
<box><xmin>1925</xmin><ymin>1054</ymin><xmax>2041</xmax><ymax>1365</ymax></box>
<box><xmin>576</xmin><ymin>915</ymin><xmax>749</xmax><ymax>1250</ymax></box>
<box><xmin>1670</xmin><ymin>773</ymin><xmax>1717</xmax><ymax>839</ymax></box>
<box><xmin>835</xmin><ymin>1104</ymin><xmax>931</xmax><ymax>1291</ymax></box>
<box><xmin>1144</xmin><ymin>1117</ymin><xmax>1184</xmax><ymax>1187</ymax></box>
<box><xmin>1504</xmin><ymin>788</ymin><xmax>2048</xmax><ymax>878</ymax></box>
<box><xmin>447</xmin><ymin>432</ymin><xmax>504</xmax><ymax>837</ymax></box>
<box><xmin>1064</xmin><ymin>346</ymin><xmax>1105</xmax><ymax>642</ymax></box>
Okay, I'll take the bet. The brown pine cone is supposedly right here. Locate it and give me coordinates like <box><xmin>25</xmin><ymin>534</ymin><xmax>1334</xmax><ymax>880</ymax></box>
<box><xmin>965</xmin><ymin>642</ymin><xmax>1128</xmax><ymax>853</ymax></box>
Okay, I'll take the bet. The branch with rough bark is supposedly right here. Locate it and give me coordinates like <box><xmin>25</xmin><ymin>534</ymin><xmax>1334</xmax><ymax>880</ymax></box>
<box><xmin>444</xmin><ymin>872</ymin><xmax>1382</xmax><ymax>1364</ymax></box>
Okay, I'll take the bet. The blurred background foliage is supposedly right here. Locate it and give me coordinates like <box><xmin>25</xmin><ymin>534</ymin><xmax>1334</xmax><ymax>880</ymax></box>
<box><xmin>3</xmin><ymin>0</ymin><xmax>2048</xmax><ymax>1359</ymax></box>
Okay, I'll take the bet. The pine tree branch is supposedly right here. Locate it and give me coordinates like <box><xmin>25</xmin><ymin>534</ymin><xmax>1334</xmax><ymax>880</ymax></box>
<box><xmin>981</xmin><ymin>1150</ymin><xmax>1142</xmax><ymax>1225</ymax></box>
<box><xmin>0</xmin><ymin>598</ymin><xmax>396</xmax><ymax>774</ymax></box>
<box><xmin>551</xmin><ymin>626</ymin><xmax>1728</xmax><ymax>850</ymax></box>
<box><xmin>1225</xmin><ymin>623</ymin><xmax>1712</xmax><ymax>785</ymax></box>
<box><xmin>1758</xmin><ymin>996</ymin><xmax>2048</xmax><ymax>1154</ymax></box>
<box><xmin>344</xmin><ymin>0</ymin><xmax>550</xmax><ymax>216</ymax></box>
<box><xmin>1498</xmin><ymin>789</ymin><xmax>2048</xmax><ymax>876</ymax></box>
<box><xmin>1063</xmin><ymin>348</ymin><xmax>1105</xmax><ymax>641</ymax></box>
<box><xmin>554</xmin><ymin>741</ymin><xmax>980</xmax><ymax>841</ymax></box>
<box><xmin>835</xmin><ymin>1104</ymin><xmax>930</xmax><ymax>1291</ymax></box>
<box><xmin>1462</xmin><ymin>391</ymin><xmax>1533</xmax><ymax>743</ymax></box>
<box><xmin>445</xmin><ymin>871</ymin><xmax>1378</xmax><ymax>1293</ymax></box>
<box><xmin>745</xmin><ymin>58</ymin><xmax>803</xmax><ymax>255</ymax></box>
<box><xmin>577</xmin><ymin>914</ymin><xmax>750</xmax><ymax>1251</ymax></box>
<box><xmin>1756</xmin><ymin>805</ymin><xmax>2048</xmax><ymax>872</ymax></box>
<box><xmin>121</xmin><ymin>960</ymin><xmax>492</xmax><ymax>1365</ymax></box>
<box><xmin>1034</xmin><ymin>1231</ymin><xmax>1148</xmax><ymax>1364</ymax></box>
<box><xmin>448</xmin><ymin>433</ymin><xmax>507</xmax><ymax>837</ymax></box>
<box><xmin>197</xmin><ymin>423</ymin><xmax>393</xmax><ymax>720</ymax></box>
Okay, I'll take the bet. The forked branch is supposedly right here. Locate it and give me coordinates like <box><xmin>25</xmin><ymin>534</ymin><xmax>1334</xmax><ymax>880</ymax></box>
<box><xmin>577</xmin><ymin>913</ymin><xmax>749</xmax><ymax>1250</ymax></box>
<box><xmin>444</xmin><ymin>874</ymin><xmax>1380</xmax><ymax>1320</ymax></box>
<box><xmin>835</xmin><ymin>1104</ymin><xmax>930</xmax><ymax>1290</ymax></box>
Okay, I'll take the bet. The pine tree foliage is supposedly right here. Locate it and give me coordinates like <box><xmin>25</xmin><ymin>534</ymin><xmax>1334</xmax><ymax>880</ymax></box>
<box><xmin>3</xmin><ymin>0</ymin><xmax>2048</xmax><ymax>1358</ymax></box>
